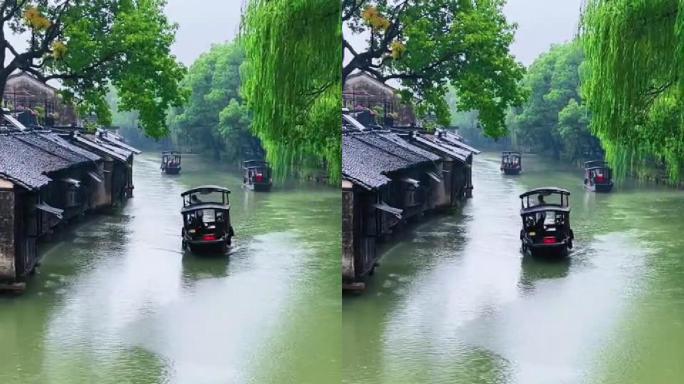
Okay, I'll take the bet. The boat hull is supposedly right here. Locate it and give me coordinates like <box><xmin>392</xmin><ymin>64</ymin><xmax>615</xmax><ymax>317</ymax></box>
<box><xmin>184</xmin><ymin>237</ymin><xmax>231</xmax><ymax>255</ymax></box>
<box><xmin>585</xmin><ymin>182</ymin><xmax>613</xmax><ymax>193</ymax></box>
<box><xmin>163</xmin><ymin>166</ymin><xmax>181</xmax><ymax>175</ymax></box>
<box><xmin>502</xmin><ymin>167</ymin><xmax>522</xmax><ymax>175</ymax></box>
<box><xmin>522</xmin><ymin>239</ymin><xmax>571</xmax><ymax>258</ymax></box>
<box><xmin>245</xmin><ymin>182</ymin><xmax>272</xmax><ymax>192</ymax></box>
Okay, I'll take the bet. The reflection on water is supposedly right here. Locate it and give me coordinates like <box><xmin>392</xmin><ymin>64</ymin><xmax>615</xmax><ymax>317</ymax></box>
<box><xmin>0</xmin><ymin>154</ymin><xmax>340</xmax><ymax>384</ymax></box>
<box><xmin>343</xmin><ymin>153</ymin><xmax>684</xmax><ymax>384</ymax></box>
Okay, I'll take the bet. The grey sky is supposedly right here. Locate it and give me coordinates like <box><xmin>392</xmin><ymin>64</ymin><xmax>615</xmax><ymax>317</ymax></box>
<box><xmin>504</xmin><ymin>0</ymin><xmax>583</xmax><ymax>66</ymax></box>
<box><xmin>165</xmin><ymin>0</ymin><xmax>245</xmax><ymax>66</ymax></box>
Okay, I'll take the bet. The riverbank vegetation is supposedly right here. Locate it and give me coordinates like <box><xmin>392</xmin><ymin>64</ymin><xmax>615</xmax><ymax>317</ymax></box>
<box><xmin>508</xmin><ymin>42</ymin><xmax>603</xmax><ymax>163</ymax></box>
<box><xmin>242</xmin><ymin>0</ymin><xmax>342</xmax><ymax>182</ymax></box>
<box><xmin>167</xmin><ymin>42</ymin><xmax>263</xmax><ymax>163</ymax></box>
<box><xmin>581</xmin><ymin>0</ymin><xmax>684</xmax><ymax>183</ymax></box>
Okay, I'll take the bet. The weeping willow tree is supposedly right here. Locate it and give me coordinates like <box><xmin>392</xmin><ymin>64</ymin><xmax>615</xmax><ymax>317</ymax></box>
<box><xmin>582</xmin><ymin>0</ymin><xmax>684</xmax><ymax>182</ymax></box>
<box><xmin>241</xmin><ymin>0</ymin><xmax>342</xmax><ymax>182</ymax></box>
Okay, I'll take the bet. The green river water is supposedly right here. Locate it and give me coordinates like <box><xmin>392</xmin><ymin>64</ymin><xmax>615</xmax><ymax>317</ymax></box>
<box><xmin>343</xmin><ymin>153</ymin><xmax>684</xmax><ymax>384</ymax></box>
<box><xmin>0</xmin><ymin>154</ymin><xmax>341</xmax><ymax>384</ymax></box>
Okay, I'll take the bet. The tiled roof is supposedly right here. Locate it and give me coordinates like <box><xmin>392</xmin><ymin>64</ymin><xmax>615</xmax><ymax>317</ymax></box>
<box><xmin>438</xmin><ymin>130</ymin><xmax>481</xmax><ymax>154</ymax></box>
<box><xmin>412</xmin><ymin>134</ymin><xmax>472</xmax><ymax>162</ymax></box>
<box><xmin>40</xmin><ymin>133</ymin><xmax>101</xmax><ymax>162</ymax></box>
<box><xmin>98</xmin><ymin>130</ymin><xmax>142</xmax><ymax>154</ymax></box>
<box><xmin>0</xmin><ymin>132</ymin><xmax>92</xmax><ymax>190</ymax></box>
<box><xmin>74</xmin><ymin>133</ymin><xmax>132</xmax><ymax>162</ymax></box>
<box><xmin>14</xmin><ymin>132</ymin><xmax>94</xmax><ymax>164</ymax></box>
<box><xmin>343</xmin><ymin>131</ymin><xmax>438</xmax><ymax>190</ymax></box>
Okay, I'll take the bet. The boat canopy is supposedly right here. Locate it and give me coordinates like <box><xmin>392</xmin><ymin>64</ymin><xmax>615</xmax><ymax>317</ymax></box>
<box><xmin>584</xmin><ymin>160</ymin><xmax>609</xmax><ymax>168</ymax></box>
<box><xmin>243</xmin><ymin>159</ymin><xmax>269</xmax><ymax>168</ymax></box>
<box><xmin>181</xmin><ymin>185</ymin><xmax>231</xmax><ymax>197</ymax></box>
<box><xmin>519</xmin><ymin>187</ymin><xmax>570</xmax><ymax>199</ymax></box>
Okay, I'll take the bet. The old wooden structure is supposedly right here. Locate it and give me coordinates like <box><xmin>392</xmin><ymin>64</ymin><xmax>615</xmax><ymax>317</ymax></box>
<box><xmin>343</xmin><ymin>72</ymin><xmax>416</xmax><ymax>127</ymax></box>
<box><xmin>342</xmin><ymin>113</ymin><xmax>479</xmax><ymax>289</ymax></box>
<box><xmin>68</xmin><ymin>130</ymin><xmax>140</xmax><ymax>203</ymax></box>
<box><xmin>2</xmin><ymin>72</ymin><xmax>78</xmax><ymax>126</ymax></box>
<box><xmin>0</xmin><ymin>113</ymin><xmax>140</xmax><ymax>289</ymax></box>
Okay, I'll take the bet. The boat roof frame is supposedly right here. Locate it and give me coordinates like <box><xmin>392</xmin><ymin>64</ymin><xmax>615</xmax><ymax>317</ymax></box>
<box><xmin>519</xmin><ymin>187</ymin><xmax>570</xmax><ymax>199</ymax></box>
<box><xmin>584</xmin><ymin>160</ymin><xmax>608</xmax><ymax>167</ymax></box>
<box><xmin>181</xmin><ymin>185</ymin><xmax>231</xmax><ymax>197</ymax></box>
<box><xmin>585</xmin><ymin>166</ymin><xmax>610</xmax><ymax>171</ymax></box>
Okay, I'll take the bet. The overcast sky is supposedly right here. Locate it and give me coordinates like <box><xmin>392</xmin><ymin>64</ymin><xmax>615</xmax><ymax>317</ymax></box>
<box><xmin>165</xmin><ymin>0</ymin><xmax>245</xmax><ymax>66</ymax></box>
<box><xmin>504</xmin><ymin>0</ymin><xmax>583</xmax><ymax>65</ymax></box>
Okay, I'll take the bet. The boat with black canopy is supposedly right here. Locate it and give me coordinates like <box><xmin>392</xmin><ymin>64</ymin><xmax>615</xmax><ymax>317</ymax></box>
<box><xmin>181</xmin><ymin>185</ymin><xmax>234</xmax><ymax>254</ymax></box>
<box><xmin>583</xmin><ymin>160</ymin><xmax>613</xmax><ymax>192</ymax></box>
<box><xmin>161</xmin><ymin>151</ymin><xmax>181</xmax><ymax>175</ymax></box>
<box><xmin>242</xmin><ymin>160</ymin><xmax>272</xmax><ymax>191</ymax></box>
<box><xmin>519</xmin><ymin>187</ymin><xmax>574</xmax><ymax>258</ymax></box>
<box><xmin>501</xmin><ymin>151</ymin><xmax>522</xmax><ymax>175</ymax></box>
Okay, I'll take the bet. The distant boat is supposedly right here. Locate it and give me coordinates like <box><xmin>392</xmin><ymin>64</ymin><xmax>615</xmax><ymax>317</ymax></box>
<box><xmin>501</xmin><ymin>151</ymin><xmax>522</xmax><ymax>175</ymax></box>
<box><xmin>242</xmin><ymin>160</ymin><xmax>273</xmax><ymax>192</ymax></box>
<box><xmin>583</xmin><ymin>160</ymin><xmax>613</xmax><ymax>192</ymax></box>
<box><xmin>161</xmin><ymin>151</ymin><xmax>181</xmax><ymax>175</ymax></box>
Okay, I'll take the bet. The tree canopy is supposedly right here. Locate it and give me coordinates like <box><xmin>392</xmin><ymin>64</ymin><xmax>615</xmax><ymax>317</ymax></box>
<box><xmin>167</xmin><ymin>42</ymin><xmax>262</xmax><ymax>162</ymax></box>
<box><xmin>343</xmin><ymin>0</ymin><xmax>525</xmax><ymax>136</ymax></box>
<box><xmin>508</xmin><ymin>42</ymin><xmax>603</xmax><ymax>162</ymax></box>
<box><xmin>241</xmin><ymin>0</ymin><xmax>341</xmax><ymax>181</ymax></box>
<box><xmin>0</xmin><ymin>0</ymin><xmax>186</xmax><ymax>137</ymax></box>
<box><xmin>581</xmin><ymin>0</ymin><xmax>684</xmax><ymax>181</ymax></box>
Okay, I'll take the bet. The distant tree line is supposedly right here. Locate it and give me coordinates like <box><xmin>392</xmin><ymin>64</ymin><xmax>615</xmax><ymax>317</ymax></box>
<box><xmin>111</xmin><ymin>42</ymin><xmax>263</xmax><ymax>166</ymax></box>
<box><xmin>452</xmin><ymin>41</ymin><xmax>604</xmax><ymax>164</ymax></box>
<box><xmin>167</xmin><ymin>42</ymin><xmax>263</xmax><ymax>163</ymax></box>
<box><xmin>508</xmin><ymin>42</ymin><xmax>603</xmax><ymax>163</ymax></box>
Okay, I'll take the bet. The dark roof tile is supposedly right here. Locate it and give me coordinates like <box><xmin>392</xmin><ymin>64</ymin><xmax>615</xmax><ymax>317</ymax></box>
<box><xmin>342</xmin><ymin>131</ymin><xmax>439</xmax><ymax>190</ymax></box>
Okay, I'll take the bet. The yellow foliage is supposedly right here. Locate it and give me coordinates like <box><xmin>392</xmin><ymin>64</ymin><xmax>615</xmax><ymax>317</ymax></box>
<box><xmin>361</xmin><ymin>6</ymin><xmax>390</xmax><ymax>31</ymax></box>
<box><xmin>24</xmin><ymin>6</ymin><xmax>51</xmax><ymax>31</ymax></box>
<box><xmin>391</xmin><ymin>41</ymin><xmax>406</xmax><ymax>60</ymax></box>
<box><xmin>51</xmin><ymin>41</ymin><xmax>67</xmax><ymax>59</ymax></box>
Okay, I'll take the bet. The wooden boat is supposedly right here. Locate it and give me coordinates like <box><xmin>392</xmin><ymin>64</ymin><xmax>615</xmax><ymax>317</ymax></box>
<box><xmin>583</xmin><ymin>160</ymin><xmax>613</xmax><ymax>192</ymax></box>
<box><xmin>161</xmin><ymin>151</ymin><xmax>181</xmax><ymax>175</ymax></box>
<box><xmin>519</xmin><ymin>187</ymin><xmax>574</xmax><ymax>258</ymax></box>
<box><xmin>242</xmin><ymin>160</ymin><xmax>272</xmax><ymax>192</ymax></box>
<box><xmin>181</xmin><ymin>186</ymin><xmax>234</xmax><ymax>254</ymax></box>
<box><xmin>501</xmin><ymin>151</ymin><xmax>522</xmax><ymax>175</ymax></box>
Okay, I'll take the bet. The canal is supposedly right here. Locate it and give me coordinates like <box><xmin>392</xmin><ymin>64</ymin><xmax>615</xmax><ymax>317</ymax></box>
<box><xmin>343</xmin><ymin>153</ymin><xmax>684</xmax><ymax>384</ymax></box>
<box><xmin>0</xmin><ymin>154</ymin><xmax>340</xmax><ymax>384</ymax></box>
